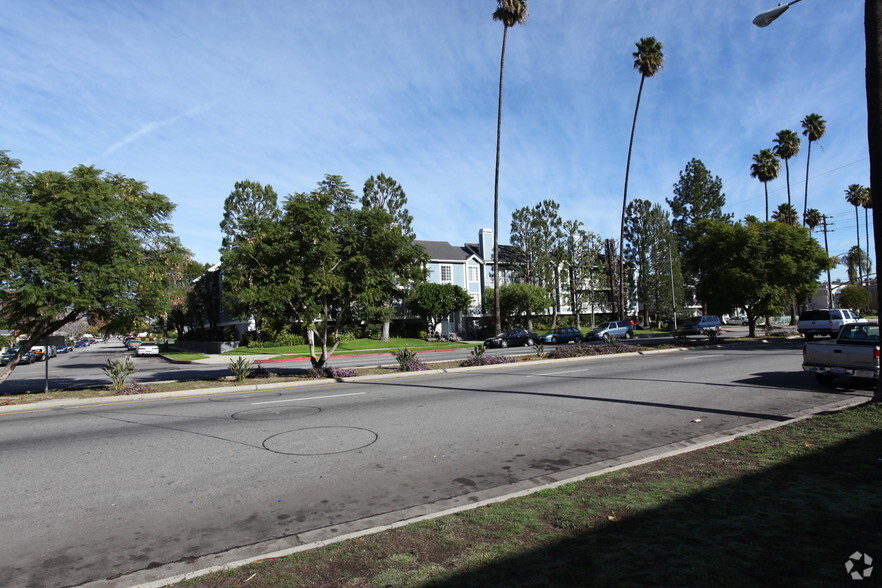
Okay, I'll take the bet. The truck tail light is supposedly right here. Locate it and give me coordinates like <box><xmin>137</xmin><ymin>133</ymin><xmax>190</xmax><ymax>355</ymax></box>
<box><xmin>875</xmin><ymin>348</ymin><xmax>880</xmax><ymax>361</ymax></box>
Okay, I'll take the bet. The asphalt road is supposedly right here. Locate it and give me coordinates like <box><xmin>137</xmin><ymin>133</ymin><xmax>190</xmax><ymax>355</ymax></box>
<box><xmin>0</xmin><ymin>338</ymin><xmax>870</xmax><ymax>588</ymax></box>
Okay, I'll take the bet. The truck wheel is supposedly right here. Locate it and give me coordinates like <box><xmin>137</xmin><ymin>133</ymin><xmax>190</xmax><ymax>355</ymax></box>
<box><xmin>815</xmin><ymin>373</ymin><xmax>834</xmax><ymax>385</ymax></box>
<box><xmin>804</xmin><ymin>334</ymin><xmax>814</xmax><ymax>342</ymax></box>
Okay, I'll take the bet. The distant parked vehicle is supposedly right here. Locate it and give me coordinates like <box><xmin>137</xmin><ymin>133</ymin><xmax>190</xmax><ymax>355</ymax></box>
<box><xmin>484</xmin><ymin>329</ymin><xmax>540</xmax><ymax>348</ymax></box>
<box><xmin>797</xmin><ymin>309</ymin><xmax>865</xmax><ymax>341</ymax></box>
<box><xmin>135</xmin><ymin>342</ymin><xmax>160</xmax><ymax>356</ymax></box>
<box><xmin>75</xmin><ymin>340</ymin><xmax>89</xmax><ymax>348</ymax></box>
<box><xmin>125</xmin><ymin>338</ymin><xmax>142</xmax><ymax>351</ymax></box>
<box><xmin>585</xmin><ymin>321</ymin><xmax>634</xmax><ymax>341</ymax></box>
<box><xmin>1</xmin><ymin>348</ymin><xmax>35</xmax><ymax>366</ymax></box>
<box><xmin>680</xmin><ymin>315</ymin><xmax>722</xmax><ymax>336</ymax></box>
<box><xmin>541</xmin><ymin>326</ymin><xmax>583</xmax><ymax>344</ymax></box>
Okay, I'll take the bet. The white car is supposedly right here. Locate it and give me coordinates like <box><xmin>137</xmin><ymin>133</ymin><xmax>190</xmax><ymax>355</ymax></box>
<box><xmin>135</xmin><ymin>342</ymin><xmax>160</xmax><ymax>356</ymax></box>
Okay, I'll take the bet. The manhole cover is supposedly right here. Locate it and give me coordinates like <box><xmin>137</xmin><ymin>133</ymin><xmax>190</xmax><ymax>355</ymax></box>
<box><xmin>232</xmin><ymin>406</ymin><xmax>321</xmax><ymax>421</ymax></box>
<box><xmin>263</xmin><ymin>426</ymin><xmax>378</xmax><ymax>455</ymax></box>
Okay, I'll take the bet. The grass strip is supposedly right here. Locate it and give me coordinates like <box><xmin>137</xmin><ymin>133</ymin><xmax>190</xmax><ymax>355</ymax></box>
<box><xmin>178</xmin><ymin>401</ymin><xmax>882</xmax><ymax>587</ymax></box>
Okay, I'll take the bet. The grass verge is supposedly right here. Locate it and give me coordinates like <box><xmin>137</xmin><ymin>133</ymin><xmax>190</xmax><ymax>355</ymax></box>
<box><xmin>177</xmin><ymin>400</ymin><xmax>882</xmax><ymax>587</ymax></box>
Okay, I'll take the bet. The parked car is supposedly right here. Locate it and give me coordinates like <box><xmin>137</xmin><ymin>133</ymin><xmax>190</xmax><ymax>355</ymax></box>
<box><xmin>585</xmin><ymin>321</ymin><xmax>634</xmax><ymax>341</ymax></box>
<box><xmin>55</xmin><ymin>343</ymin><xmax>71</xmax><ymax>354</ymax></box>
<box><xmin>30</xmin><ymin>346</ymin><xmax>47</xmax><ymax>361</ymax></box>
<box><xmin>797</xmin><ymin>308</ymin><xmax>865</xmax><ymax>341</ymax></box>
<box><xmin>541</xmin><ymin>326</ymin><xmax>584</xmax><ymax>344</ymax></box>
<box><xmin>1</xmin><ymin>348</ymin><xmax>35</xmax><ymax>366</ymax></box>
<box><xmin>484</xmin><ymin>329</ymin><xmax>541</xmax><ymax>348</ymax></box>
<box><xmin>135</xmin><ymin>342</ymin><xmax>160</xmax><ymax>356</ymax></box>
<box><xmin>125</xmin><ymin>338</ymin><xmax>142</xmax><ymax>351</ymax></box>
<box><xmin>680</xmin><ymin>315</ymin><xmax>722</xmax><ymax>335</ymax></box>
<box><xmin>75</xmin><ymin>339</ymin><xmax>89</xmax><ymax>348</ymax></box>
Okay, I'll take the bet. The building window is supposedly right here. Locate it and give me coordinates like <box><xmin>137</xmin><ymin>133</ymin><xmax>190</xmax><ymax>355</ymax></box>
<box><xmin>440</xmin><ymin>265</ymin><xmax>452</xmax><ymax>283</ymax></box>
<box><xmin>468</xmin><ymin>265</ymin><xmax>479</xmax><ymax>283</ymax></box>
<box><xmin>469</xmin><ymin>292</ymin><xmax>481</xmax><ymax>313</ymax></box>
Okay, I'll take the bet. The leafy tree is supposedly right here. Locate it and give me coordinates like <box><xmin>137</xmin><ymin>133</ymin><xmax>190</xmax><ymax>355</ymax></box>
<box><xmin>845</xmin><ymin>184</ymin><xmax>871</xmax><ymax>282</ymax></box>
<box><xmin>838</xmin><ymin>285</ymin><xmax>872</xmax><ymax>311</ymax></box>
<box><xmin>219</xmin><ymin>180</ymin><xmax>282</xmax><ymax>340</ymax></box>
<box><xmin>0</xmin><ymin>152</ymin><xmax>188</xmax><ymax>383</ymax></box>
<box><xmin>486</xmin><ymin>283</ymin><xmax>551</xmax><ymax>332</ymax></box>
<box><xmin>771</xmin><ymin>203</ymin><xmax>799</xmax><ymax>226</ymax></box>
<box><xmin>685</xmin><ymin>219</ymin><xmax>832</xmax><ymax>337</ymax></box>
<box><xmin>801</xmin><ymin>113</ymin><xmax>827</xmax><ymax>221</ymax></box>
<box><xmin>407</xmin><ymin>282</ymin><xmax>471</xmax><ymax>335</ymax></box>
<box><xmin>772</xmin><ymin>129</ymin><xmax>801</xmax><ymax>212</ymax></box>
<box><xmin>618</xmin><ymin>36</ymin><xmax>664</xmax><ymax>320</ymax></box>
<box><xmin>750</xmin><ymin>148</ymin><xmax>780</xmax><ymax>221</ymax></box>
<box><xmin>360</xmin><ymin>173</ymin><xmax>422</xmax><ymax>340</ymax></box>
<box><xmin>561</xmin><ymin>220</ymin><xmax>603</xmax><ymax>329</ymax></box>
<box><xmin>491</xmin><ymin>0</ymin><xmax>529</xmax><ymax>335</ymax></box>
<box><xmin>624</xmin><ymin>199</ymin><xmax>684</xmax><ymax>327</ymax></box>
<box><xmin>275</xmin><ymin>175</ymin><xmax>426</xmax><ymax>369</ymax></box>
<box><xmin>361</xmin><ymin>173</ymin><xmax>413</xmax><ymax>236</ymax></box>
<box><xmin>667</xmin><ymin>158</ymin><xmax>731</xmax><ymax>250</ymax></box>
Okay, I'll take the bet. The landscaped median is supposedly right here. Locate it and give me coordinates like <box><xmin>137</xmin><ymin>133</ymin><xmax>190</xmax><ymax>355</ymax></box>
<box><xmin>171</xmin><ymin>399</ymin><xmax>881</xmax><ymax>587</ymax></box>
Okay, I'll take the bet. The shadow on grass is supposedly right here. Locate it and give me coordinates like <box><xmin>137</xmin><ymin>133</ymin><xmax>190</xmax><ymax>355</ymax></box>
<box><xmin>426</xmin><ymin>428</ymin><xmax>882</xmax><ymax>587</ymax></box>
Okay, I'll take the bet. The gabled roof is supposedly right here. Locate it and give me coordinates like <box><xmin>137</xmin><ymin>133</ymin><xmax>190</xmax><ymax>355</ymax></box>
<box><xmin>414</xmin><ymin>240</ymin><xmax>470</xmax><ymax>262</ymax></box>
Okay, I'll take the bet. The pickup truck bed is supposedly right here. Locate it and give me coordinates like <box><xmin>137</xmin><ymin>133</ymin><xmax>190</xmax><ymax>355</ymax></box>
<box><xmin>802</xmin><ymin>322</ymin><xmax>880</xmax><ymax>384</ymax></box>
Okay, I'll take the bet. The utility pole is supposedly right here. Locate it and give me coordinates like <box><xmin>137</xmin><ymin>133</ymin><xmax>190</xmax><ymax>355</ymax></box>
<box><xmin>821</xmin><ymin>214</ymin><xmax>835</xmax><ymax>308</ymax></box>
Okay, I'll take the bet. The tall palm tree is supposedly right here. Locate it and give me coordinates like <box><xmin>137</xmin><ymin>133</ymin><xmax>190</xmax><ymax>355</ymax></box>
<box><xmin>771</xmin><ymin>203</ymin><xmax>799</xmax><ymax>226</ymax></box>
<box><xmin>803</xmin><ymin>208</ymin><xmax>823</xmax><ymax>232</ymax></box>
<box><xmin>845</xmin><ymin>184</ymin><xmax>868</xmax><ymax>283</ymax></box>
<box><xmin>800</xmin><ymin>113</ymin><xmax>826</xmax><ymax>223</ymax></box>
<box><xmin>750</xmin><ymin>148</ymin><xmax>780</xmax><ymax>221</ymax></box>
<box><xmin>491</xmin><ymin>0</ymin><xmax>528</xmax><ymax>334</ymax></box>
<box><xmin>772</xmin><ymin>129</ymin><xmax>801</xmax><ymax>213</ymax></box>
<box><xmin>618</xmin><ymin>36</ymin><xmax>664</xmax><ymax>320</ymax></box>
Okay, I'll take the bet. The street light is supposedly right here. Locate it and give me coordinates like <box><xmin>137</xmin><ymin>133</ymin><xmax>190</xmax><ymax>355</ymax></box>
<box><xmin>752</xmin><ymin>0</ymin><xmax>803</xmax><ymax>28</ymax></box>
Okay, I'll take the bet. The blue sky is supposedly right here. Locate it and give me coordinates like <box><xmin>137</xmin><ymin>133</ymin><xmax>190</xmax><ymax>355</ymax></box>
<box><xmin>2</xmin><ymin>1</ymin><xmax>870</xmax><ymax>282</ymax></box>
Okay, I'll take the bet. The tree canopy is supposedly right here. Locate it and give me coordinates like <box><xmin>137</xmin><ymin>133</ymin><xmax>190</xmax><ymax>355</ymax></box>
<box><xmin>407</xmin><ymin>282</ymin><xmax>472</xmax><ymax>335</ymax></box>
<box><xmin>0</xmin><ymin>151</ymin><xmax>189</xmax><ymax>382</ymax></box>
<box><xmin>684</xmin><ymin>219</ymin><xmax>833</xmax><ymax>336</ymax></box>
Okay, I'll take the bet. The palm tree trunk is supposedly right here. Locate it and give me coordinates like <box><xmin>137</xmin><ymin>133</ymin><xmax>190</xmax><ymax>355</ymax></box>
<box><xmin>865</xmin><ymin>206</ymin><xmax>872</xmax><ymax>279</ymax></box>
<box><xmin>856</xmin><ymin>206</ymin><xmax>863</xmax><ymax>283</ymax></box>
<box><xmin>784</xmin><ymin>159</ymin><xmax>792</xmax><ymax>212</ymax></box>
<box><xmin>803</xmin><ymin>140</ymin><xmax>813</xmax><ymax>224</ymax></box>
<box><xmin>763</xmin><ymin>181</ymin><xmax>769</xmax><ymax>222</ymax></box>
<box><xmin>493</xmin><ymin>25</ymin><xmax>508</xmax><ymax>335</ymax></box>
<box><xmin>618</xmin><ymin>74</ymin><xmax>646</xmax><ymax>321</ymax></box>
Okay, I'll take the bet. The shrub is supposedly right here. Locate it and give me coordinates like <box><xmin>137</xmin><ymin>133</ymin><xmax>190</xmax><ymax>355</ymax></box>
<box><xmin>471</xmin><ymin>345</ymin><xmax>486</xmax><ymax>358</ymax></box>
<box><xmin>228</xmin><ymin>356</ymin><xmax>253</xmax><ymax>382</ymax></box>
<box><xmin>460</xmin><ymin>355</ymin><xmax>516</xmax><ymax>367</ymax></box>
<box><xmin>545</xmin><ymin>341</ymin><xmax>637</xmax><ymax>360</ymax></box>
<box><xmin>101</xmin><ymin>357</ymin><xmax>137</xmax><ymax>393</ymax></box>
<box><xmin>393</xmin><ymin>347</ymin><xmax>428</xmax><ymax>371</ymax></box>
<box><xmin>306</xmin><ymin>366</ymin><xmax>359</xmax><ymax>379</ymax></box>
<box><xmin>118</xmin><ymin>383</ymin><xmax>156</xmax><ymax>395</ymax></box>
<box><xmin>702</xmin><ymin>328</ymin><xmax>720</xmax><ymax>342</ymax></box>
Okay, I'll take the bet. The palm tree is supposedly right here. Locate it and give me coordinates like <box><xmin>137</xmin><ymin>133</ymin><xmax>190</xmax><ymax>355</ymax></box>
<box><xmin>771</xmin><ymin>203</ymin><xmax>799</xmax><ymax>226</ymax></box>
<box><xmin>617</xmin><ymin>36</ymin><xmax>664</xmax><ymax>320</ymax></box>
<box><xmin>800</xmin><ymin>113</ymin><xmax>827</xmax><ymax>223</ymax></box>
<box><xmin>750</xmin><ymin>148</ymin><xmax>781</xmax><ymax>221</ymax></box>
<box><xmin>845</xmin><ymin>184</ymin><xmax>868</xmax><ymax>283</ymax></box>
<box><xmin>491</xmin><ymin>0</ymin><xmax>528</xmax><ymax>334</ymax></box>
<box><xmin>772</xmin><ymin>129</ymin><xmax>801</xmax><ymax>212</ymax></box>
<box><xmin>803</xmin><ymin>208</ymin><xmax>823</xmax><ymax>232</ymax></box>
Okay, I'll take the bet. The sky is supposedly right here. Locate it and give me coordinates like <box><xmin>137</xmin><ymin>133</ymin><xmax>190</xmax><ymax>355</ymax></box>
<box><xmin>1</xmin><ymin>0</ymin><xmax>871</xmax><ymax>282</ymax></box>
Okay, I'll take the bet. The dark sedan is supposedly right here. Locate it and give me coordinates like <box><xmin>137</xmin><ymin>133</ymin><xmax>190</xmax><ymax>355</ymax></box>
<box><xmin>484</xmin><ymin>329</ymin><xmax>541</xmax><ymax>348</ymax></box>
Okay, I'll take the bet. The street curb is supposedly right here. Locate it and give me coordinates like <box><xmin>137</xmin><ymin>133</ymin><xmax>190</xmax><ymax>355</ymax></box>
<box><xmin>0</xmin><ymin>344</ymin><xmax>695</xmax><ymax>414</ymax></box>
<box><xmin>116</xmin><ymin>393</ymin><xmax>872</xmax><ymax>588</ymax></box>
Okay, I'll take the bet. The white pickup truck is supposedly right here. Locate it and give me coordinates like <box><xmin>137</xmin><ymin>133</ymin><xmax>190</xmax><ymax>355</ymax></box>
<box><xmin>802</xmin><ymin>322</ymin><xmax>879</xmax><ymax>385</ymax></box>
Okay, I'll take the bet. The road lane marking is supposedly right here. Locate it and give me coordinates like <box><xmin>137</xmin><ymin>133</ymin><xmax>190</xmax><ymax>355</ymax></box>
<box><xmin>251</xmin><ymin>392</ymin><xmax>367</xmax><ymax>405</ymax></box>
<box><xmin>682</xmin><ymin>354</ymin><xmax>723</xmax><ymax>360</ymax></box>
<box><xmin>529</xmin><ymin>368</ymin><xmax>593</xmax><ymax>377</ymax></box>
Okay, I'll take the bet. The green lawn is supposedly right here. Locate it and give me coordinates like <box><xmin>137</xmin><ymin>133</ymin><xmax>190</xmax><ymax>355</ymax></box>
<box><xmin>222</xmin><ymin>337</ymin><xmax>475</xmax><ymax>356</ymax></box>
